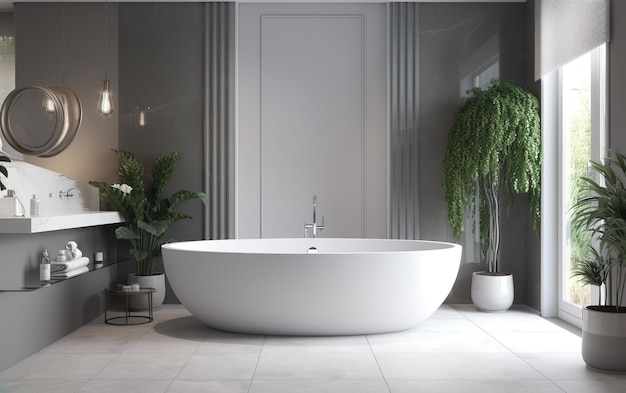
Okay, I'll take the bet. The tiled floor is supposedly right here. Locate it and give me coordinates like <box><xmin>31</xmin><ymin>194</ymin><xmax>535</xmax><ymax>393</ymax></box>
<box><xmin>1</xmin><ymin>304</ymin><xmax>626</xmax><ymax>393</ymax></box>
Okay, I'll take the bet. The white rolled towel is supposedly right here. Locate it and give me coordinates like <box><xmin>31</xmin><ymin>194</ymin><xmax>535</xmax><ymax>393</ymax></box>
<box><xmin>50</xmin><ymin>257</ymin><xmax>90</xmax><ymax>273</ymax></box>
<box><xmin>65</xmin><ymin>241</ymin><xmax>83</xmax><ymax>259</ymax></box>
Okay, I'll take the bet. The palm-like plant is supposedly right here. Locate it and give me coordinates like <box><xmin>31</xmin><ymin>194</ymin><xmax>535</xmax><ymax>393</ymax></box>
<box><xmin>571</xmin><ymin>150</ymin><xmax>626</xmax><ymax>310</ymax></box>
<box><xmin>90</xmin><ymin>150</ymin><xmax>208</xmax><ymax>276</ymax></box>
<box><xmin>571</xmin><ymin>246</ymin><xmax>614</xmax><ymax>306</ymax></box>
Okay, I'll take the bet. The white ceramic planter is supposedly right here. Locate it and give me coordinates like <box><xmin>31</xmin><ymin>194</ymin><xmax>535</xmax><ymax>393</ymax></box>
<box><xmin>582</xmin><ymin>306</ymin><xmax>626</xmax><ymax>371</ymax></box>
<box><xmin>128</xmin><ymin>273</ymin><xmax>166</xmax><ymax>310</ymax></box>
<box><xmin>470</xmin><ymin>271</ymin><xmax>514</xmax><ymax>312</ymax></box>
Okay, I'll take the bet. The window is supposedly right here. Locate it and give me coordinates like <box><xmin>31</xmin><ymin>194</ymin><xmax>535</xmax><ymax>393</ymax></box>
<box><xmin>557</xmin><ymin>44</ymin><xmax>607</xmax><ymax>327</ymax></box>
<box><xmin>0</xmin><ymin>15</ymin><xmax>15</xmax><ymax>155</ymax></box>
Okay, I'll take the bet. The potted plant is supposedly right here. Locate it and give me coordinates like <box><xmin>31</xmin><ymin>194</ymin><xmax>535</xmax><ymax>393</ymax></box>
<box><xmin>442</xmin><ymin>79</ymin><xmax>541</xmax><ymax>311</ymax></box>
<box><xmin>90</xmin><ymin>150</ymin><xmax>207</xmax><ymax>308</ymax></box>
<box><xmin>0</xmin><ymin>154</ymin><xmax>9</xmax><ymax>190</ymax></box>
<box><xmin>571</xmin><ymin>150</ymin><xmax>626</xmax><ymax>371</ymax></box>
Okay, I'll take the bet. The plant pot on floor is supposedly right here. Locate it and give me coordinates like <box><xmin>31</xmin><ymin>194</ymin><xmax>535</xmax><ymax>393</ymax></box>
<box><xmin>128</xmin><ymin>273</ymin><xmax>165</xmax><ymax>310</ymax></box>
<box><xmin>471</xmin><ymin>271</ymin><xmax>514</xmax><ymax>312</ymax></box>
<box><xmin>582</xmin><ymin>306</ymin><xmax>626</xmax><ymax>371</ymax></box>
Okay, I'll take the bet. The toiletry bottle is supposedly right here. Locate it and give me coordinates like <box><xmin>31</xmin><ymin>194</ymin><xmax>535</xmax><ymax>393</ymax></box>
<box><xmin>40</xmin><ymin>249</ymin><xmax>51</xmax><ymax>285</ymax></box>
<box><xmin>56</xmin><ymin>250</ymin><xmax>67</xmax><ymax>262</ymax></box>
<box><xmin>30</xmin><ymin>194</ymin><xmax>39</xmax><ymax>216</ymax></box>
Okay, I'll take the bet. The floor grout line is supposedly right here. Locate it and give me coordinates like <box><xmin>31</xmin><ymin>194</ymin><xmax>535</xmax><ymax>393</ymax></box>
<box><xmin>365</xmin><ymin>334</ymin><xmax>393</xmax><ymax>393</ymax></box>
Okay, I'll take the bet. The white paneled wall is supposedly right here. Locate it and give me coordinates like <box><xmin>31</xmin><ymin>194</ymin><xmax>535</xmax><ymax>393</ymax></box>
<box><xmin>237</xmin><ymin>3</ymin><xmax>387</xmax><ymax>239</ymax></box>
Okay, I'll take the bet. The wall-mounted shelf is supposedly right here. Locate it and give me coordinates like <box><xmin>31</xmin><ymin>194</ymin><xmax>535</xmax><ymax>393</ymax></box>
<box><xmin>0</xmin><ymin>258</ymin><xmax>129</xmax><ymax>292</ymax></box>
<box><xmin>0</xmin><ymin>211</ymin><xmax>123</xmax><ymax>233</ymax></box>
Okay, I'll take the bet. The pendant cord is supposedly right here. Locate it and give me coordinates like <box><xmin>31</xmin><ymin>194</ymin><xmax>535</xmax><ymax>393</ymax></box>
<box><xmin>62</xmin><ymin>1</ymin><xmax>66</xmax><ymax>84</ymax></box>
<box><xmin>104</xmin><ymin>0</ymin><xmax>108</xmax><ymax>79</ymax></box>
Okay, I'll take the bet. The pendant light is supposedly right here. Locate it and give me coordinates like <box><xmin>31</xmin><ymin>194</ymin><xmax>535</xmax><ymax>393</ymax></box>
<box><xmin>98</xmin><ymin>0</ymin><xmax>113</xmax><ymax>115</ymax></box>
<box><xmin>138</xmin><ymin>106</ymin><xmax>149</xmax><ymax>127</ymax></box>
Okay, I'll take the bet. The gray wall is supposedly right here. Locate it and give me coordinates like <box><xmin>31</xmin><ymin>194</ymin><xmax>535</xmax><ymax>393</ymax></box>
<box><xmin>417</xmin><ymin>2</ymin><xmax>535</xmax><ymax>304</ymax></box>
<box><xmin>118</xmin><ymin>3</ymin><xmax>206</xmax><ymax>303</ymax></box>
<box><xmin>0</xmin><ymin>3</ymin><xmax>130</xmax><ymax>374</ymax></box>
<box><xmin>15</xmin><ymin>3</ymin><xmax>119</xmax><ymax>184</ymax></box>
<box><xmin>0</xmin><ymin>226</ymin><xmax>129</xmax><ymax>372</ymax></box>
<box><xmin>610</xmin><ymin>0</ymin><xmax>626</xmax><ymax>151</ymax></box>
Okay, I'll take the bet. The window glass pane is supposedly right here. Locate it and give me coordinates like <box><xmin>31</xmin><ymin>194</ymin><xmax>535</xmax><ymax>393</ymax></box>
<box><xmin>562</xmin><ymin>51</ymin><xmax>592</xmax><ymax>307</ymax></box>
<box><xmin>0</xmin><ymin>15</ymin><xmax>13</xmax><ymax>105</ymax></box>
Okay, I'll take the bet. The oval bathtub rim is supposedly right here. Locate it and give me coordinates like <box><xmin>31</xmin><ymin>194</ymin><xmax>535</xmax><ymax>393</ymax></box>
<box><xmin>161</xmin><ymin>238</ymin><xmax>462</xmax><ymax>256</ymax></box>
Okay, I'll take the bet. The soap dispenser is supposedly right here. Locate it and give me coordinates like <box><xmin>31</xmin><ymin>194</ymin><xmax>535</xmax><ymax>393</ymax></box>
<box><xmin>30</xmin><ymin>194</ymin><xmax>40</xmax><ymax>216</ymax></box>
<box><xmin>40</xmin><ymin>249</ymin><xmax>50</xmax><ymax>285</ymax></box>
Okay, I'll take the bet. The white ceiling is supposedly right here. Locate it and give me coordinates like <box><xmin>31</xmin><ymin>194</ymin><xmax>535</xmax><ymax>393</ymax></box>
<box><xmin>1</xmin><ymin>0</ymin><xmax>526</xmax><ymax>12</ymax></box>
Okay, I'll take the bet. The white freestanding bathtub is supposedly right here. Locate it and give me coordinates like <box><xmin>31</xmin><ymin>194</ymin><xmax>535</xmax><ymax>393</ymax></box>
<box><xmin>162</xmin><ymin>238</ymin><xmax>461</xmax><ymax>336</ymax></box>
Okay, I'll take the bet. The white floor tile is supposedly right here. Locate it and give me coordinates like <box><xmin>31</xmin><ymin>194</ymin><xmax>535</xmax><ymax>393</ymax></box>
<box><xmin>248</xmin><ymin>379</ymin><xmax>390</xmax><ymax>393</ymax></box>
<box><xmin>0</xmin><ymin>380</ymin><xmax>87</xmax><ymax>393</ymax></box>
<box><xmin>368</xmin><ymin>330</ymin><xmax>509</xmax><ymax>354</ymax></box>
<box><xmin>124</xmin><ymin>331</ymin><xmax>203</xmax><ymax>354</ymax></box>
<box><xmin>262</xmin><ymin>335</ymin><xmax>372</xmax><ymax>353</ymax></box>
<box><xmin>376</xmin><ymin>353</ymin><xmax>546</xmax><ymax>380</ymax></box>
<box><xmin>408</xmin><ymin>316</ymin><xmax>483</xmax><ymax>332</ymax></box>
<box><xmin>76</xmin><ymin>379</ymin><xmax>171</xmax><ymax>393</ymax></box>
<box><xmin>40</xmin><ymin>331</ymin><xmax>144</xmax><ymax>354</ymax></box>
<box><xmin>0</xmin><ymin>354</ymin><xmax>117</xmax><ymax>380</ymax></box>
<box><xmin>553</xmin><ymin>379</ymin><xmax>626</xmax><ymax>393</ymax></box>
<box><xmin>196</xmin><ymin>330</ymin><xmax>265</xmax><ymax>354</ymax></box>
<box><xmin>521</xmin><ymin>354</ymin><xmax>626</xmax><ymax>380</ymax></box>
<box><xmin>93</xmin><ymin>353</ymin><xmax>190</xmax><ymax>380</ymax></box>
<box><xmin>166</xmin><ymin>380</ymin><xmax>251</xmax><ymax>393</ymax></box>
<box><xmin>254</xmin><ymin>352</ymin><xmax>383</xmax><ymax>380</ymax></box>
<box><xmin>176</xmin><ymin>353</ymin><xmax>260</xmax><ymax>380</ymax></box>
<box><xmin>490</xmin><ymin>331</ymin><xmax>582</xmax><ymax>354</ymax></box>
<box><xmin>387</xmin><ymin>379</ymin><xmax>564</xmax><ymax>393</ymax></box>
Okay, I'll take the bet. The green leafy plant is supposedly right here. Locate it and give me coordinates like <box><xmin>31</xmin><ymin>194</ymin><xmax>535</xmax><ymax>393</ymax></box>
<box><xmin>90</xmin><ymin>150</ymin><xmax>208</xmax><ymax>276</ymax></box>
<box><xmin>442</xmin><ymin>79</ymin><xmax>541</xmax><ymax>272</ymax></box>
<box><xmin>571</xmin><ymin>150</ymin><xmax>626</xmax><ymax>310</ymax></box>
<box><xmin>0</xmin><ymin>154</ymin><xmax>9</xmax><ymax>191</ymax></box>
<box><xmin>571</xmin><ymin>246</ymin><xmax>613</xmax><ymax>306</ymax></box>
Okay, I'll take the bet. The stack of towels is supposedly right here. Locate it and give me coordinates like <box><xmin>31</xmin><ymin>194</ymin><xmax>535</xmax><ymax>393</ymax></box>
<box><xmin>51</xmin><ymin>241</ymin><xmax>90</xmax><ymax>279</ymax></box>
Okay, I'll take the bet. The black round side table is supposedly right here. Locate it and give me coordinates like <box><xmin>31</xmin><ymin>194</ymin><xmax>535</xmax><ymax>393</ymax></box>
<box><xmin>104</xmin><ymin>287</ymin><xmax>156</xmax><ymax>325</ymax></box>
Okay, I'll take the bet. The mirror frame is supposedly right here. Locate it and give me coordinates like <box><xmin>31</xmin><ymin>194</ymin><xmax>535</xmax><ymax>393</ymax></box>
<box><xmin>0</xmin><ymin>84</ymin><xmax>82</xmax><ymax>157</ymax></box>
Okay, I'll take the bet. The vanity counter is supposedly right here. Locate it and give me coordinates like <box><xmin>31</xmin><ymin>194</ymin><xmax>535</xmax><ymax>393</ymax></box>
<box><xmin>0</xmin><ymin>211</ymin><xmax>123</xmax><ymax>233</ymax></box>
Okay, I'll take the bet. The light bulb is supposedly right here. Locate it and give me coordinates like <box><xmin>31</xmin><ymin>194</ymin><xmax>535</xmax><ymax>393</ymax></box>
<box><xmin>98</xmin><ymin>79</ymin><xmax>114</xmax><ymax>115</ymax></box>
<box><xmin>42</xmin><ymin>96</ymin><xmax>56</xmax><ymax>113</ymax></box>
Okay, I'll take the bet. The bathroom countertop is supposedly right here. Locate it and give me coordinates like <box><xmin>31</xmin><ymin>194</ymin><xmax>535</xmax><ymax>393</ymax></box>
<box><xmin>0</xmin><ymin>211</ymin><xmax>124</xmax><ymax>233</ymax></box>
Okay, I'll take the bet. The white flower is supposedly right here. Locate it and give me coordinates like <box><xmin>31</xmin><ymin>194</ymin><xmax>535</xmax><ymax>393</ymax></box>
<box><xmin>111</xmin><ymin>183</ymin><xmax>133</xmax><ymax>195</ymax></box>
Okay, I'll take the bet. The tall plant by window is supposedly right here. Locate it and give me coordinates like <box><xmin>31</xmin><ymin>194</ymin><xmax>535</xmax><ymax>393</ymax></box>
<box><xmin>443</xmin><ymin>80</ymin><xmax>541</xmax><ymax>272</ymax></box>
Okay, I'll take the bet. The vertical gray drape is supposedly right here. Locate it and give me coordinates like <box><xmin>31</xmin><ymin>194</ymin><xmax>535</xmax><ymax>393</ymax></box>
<box><xmin>535</xmin><ymin>0</ymin><xmax>610</xmax><ymax>80</ymax></box>
<box><xmin>389</xmin><ymin>3</ymin><xmax>419</xmax><ymax>239</ymax></box>
<box><xmin>204</xmin><ymin>2</ymin><xmax>235</xmax><ymax>239</ymax></box>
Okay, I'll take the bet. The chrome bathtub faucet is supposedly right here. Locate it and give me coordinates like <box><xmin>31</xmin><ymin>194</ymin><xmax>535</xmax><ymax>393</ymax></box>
<box><xmin>304</xmin><ymin>195</ymin><xmax>325</xmax><ymax>238</ymax></box>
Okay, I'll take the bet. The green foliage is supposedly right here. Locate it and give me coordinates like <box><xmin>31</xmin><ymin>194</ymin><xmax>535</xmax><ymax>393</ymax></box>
<box><xmin>90</xmin><ymin>150</ymin><xmax>208</xmax><ymax>276</ymax></box>
<box><xmin>442</xmin><ymin>80</ymin><xmax>542</xmax><ymax>272</ymax></box>
<box><xmin>571</xmin><ymin>150</ymin><xmax>626</xmax><ymax>308</ymax></box>
<box><xmin>571</xmin><ymin>246</ymin><xmax>613</xmax><ymax>306</ymax></box>
<box><xmin>0</xmin><ymin>155</ymin><xmax>9</xmax><ymax>191</ymax></box>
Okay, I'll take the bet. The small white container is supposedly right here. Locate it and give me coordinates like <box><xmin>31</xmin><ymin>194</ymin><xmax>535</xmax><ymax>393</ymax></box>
<box><xmin>56</xmin><ymin>250</ymin><xmax>67</xmax><ymax>262</ymax></box>
<box><xmin>94</xmin><ymin>251</ymin><xmax>104</xmax><ymax>268</ymax></box>
<box><xmin>30</xmin><ymin>194</ymin><xmax>40</xmax><ymax>216</ymax></box>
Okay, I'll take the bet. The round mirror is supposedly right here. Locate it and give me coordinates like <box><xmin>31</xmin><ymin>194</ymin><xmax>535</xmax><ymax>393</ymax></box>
<box><xmin>0</xmin><ymin>85</ymin><xmax>82</xmax><ymax>157</ymax></box>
